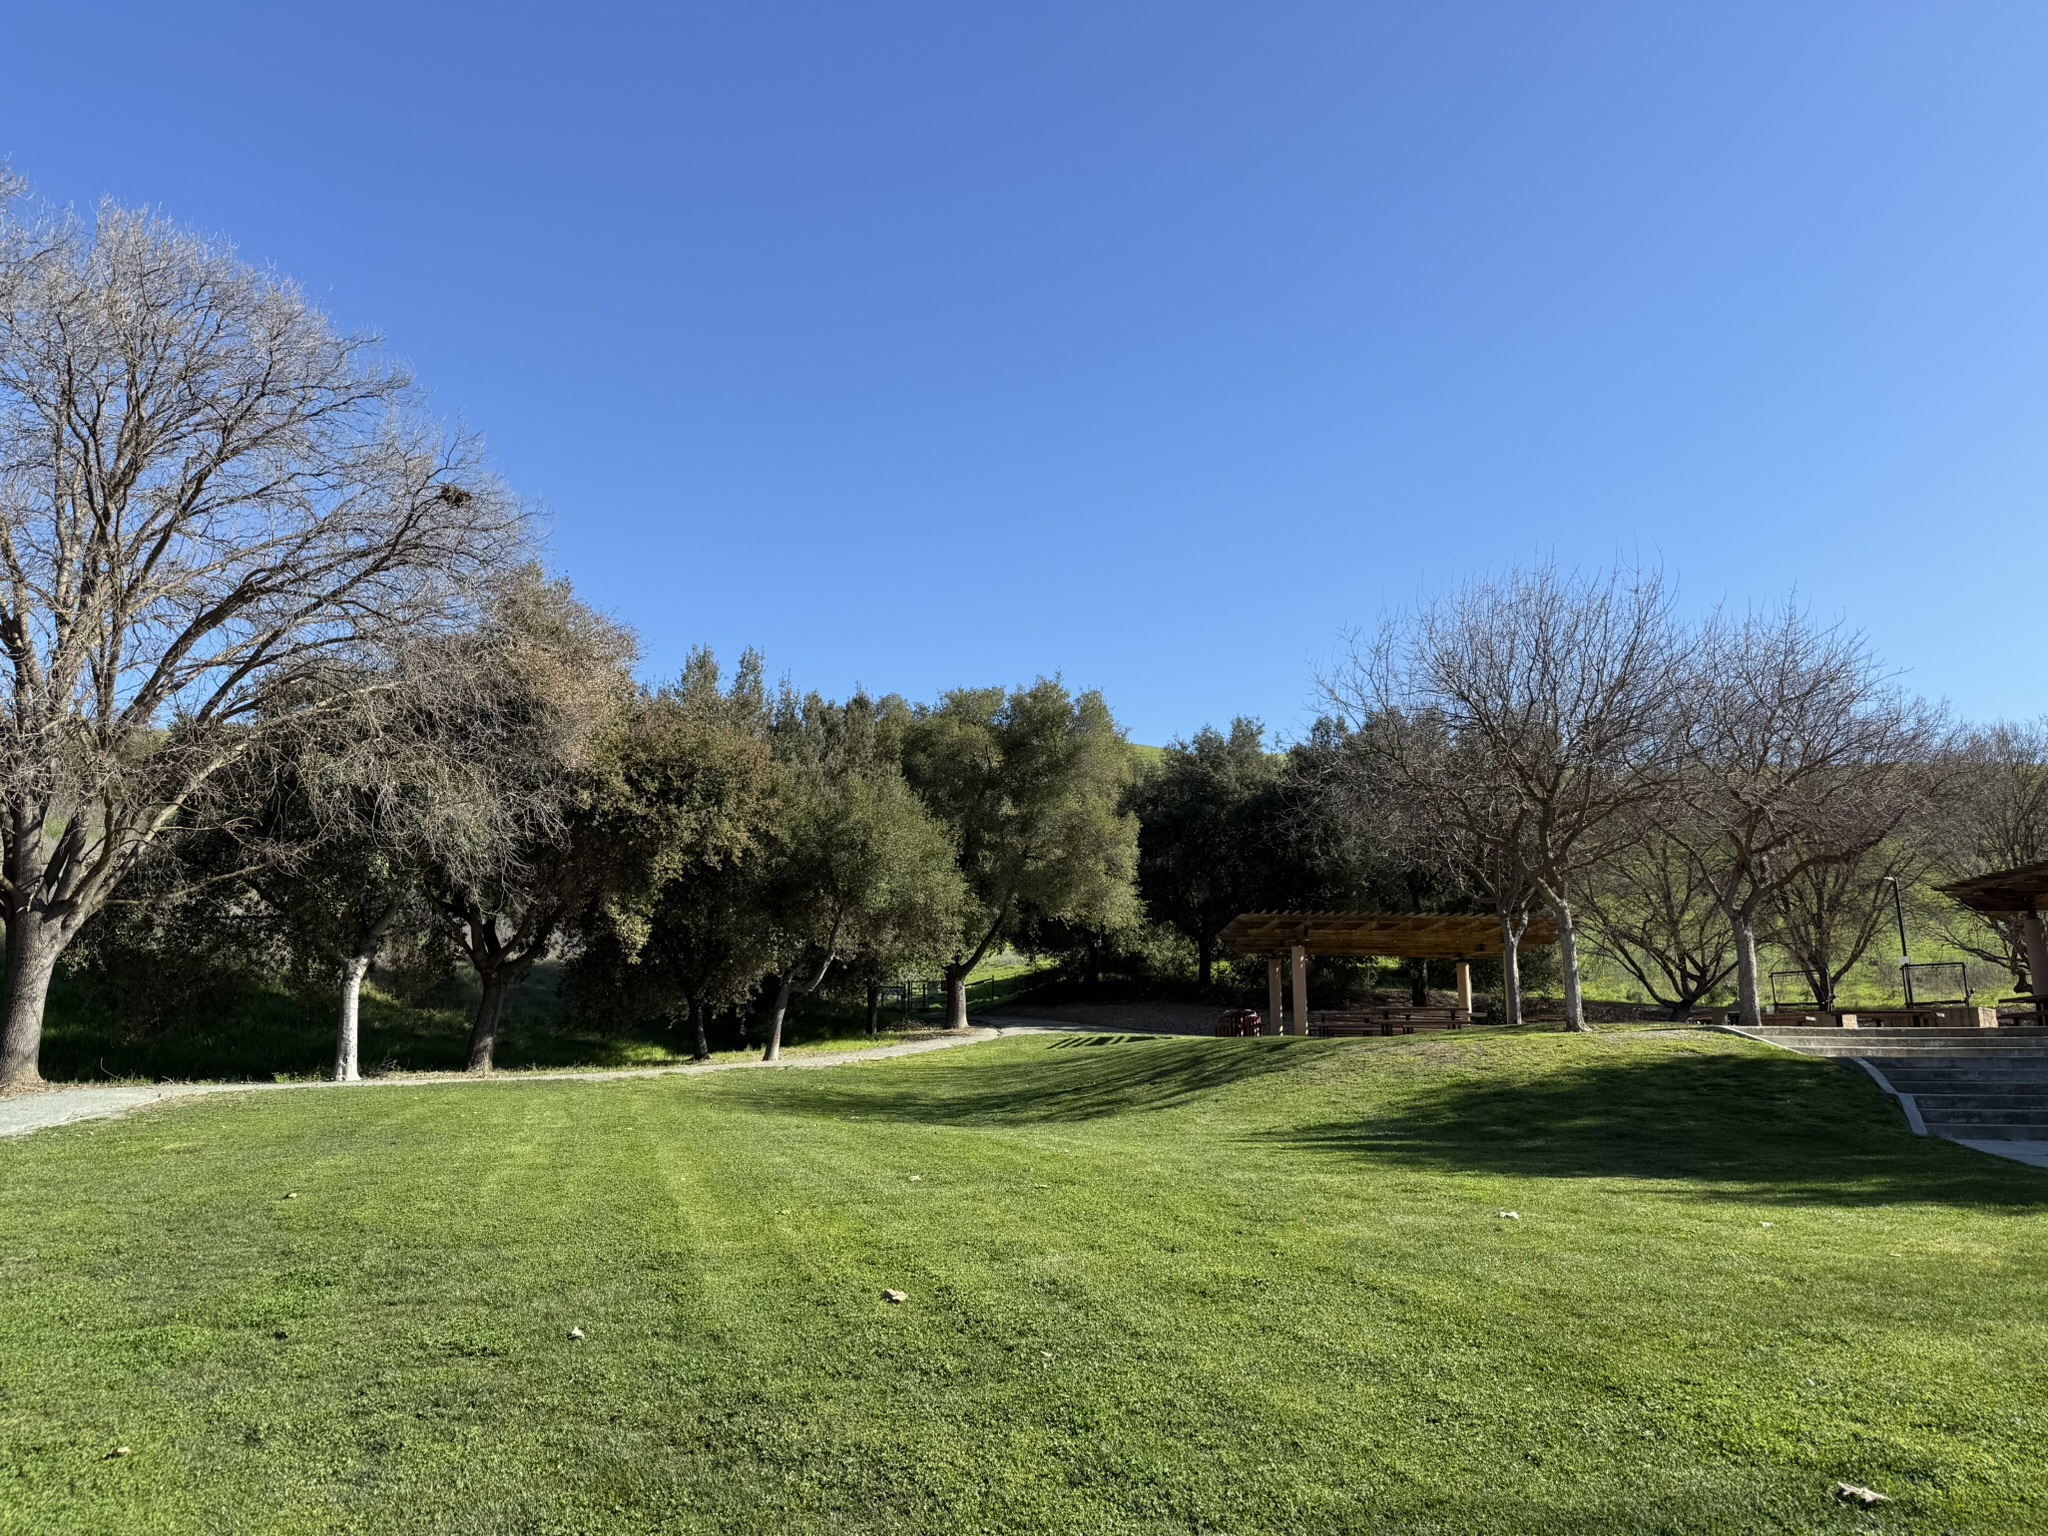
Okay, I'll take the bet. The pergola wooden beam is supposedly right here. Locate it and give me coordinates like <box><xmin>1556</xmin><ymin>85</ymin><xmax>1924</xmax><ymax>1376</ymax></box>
<box><xmin>1938</xmin><ymin>861</ymin><xmax>2048</xmax><ymax>1004</ymax></box>
<box><xmin>1219</xmin><ymin>911</ymin><xmax>1560</xmax><ymax>1034</ymax></box>
<box><xmin>1217</xmin><ymin>910</ymin><xmax>1559</xmax><ymax>961</ymax></box>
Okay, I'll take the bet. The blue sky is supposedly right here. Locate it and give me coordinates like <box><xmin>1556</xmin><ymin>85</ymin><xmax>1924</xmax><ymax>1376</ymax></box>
<box><xmin>5</xmin><ymin>3</ymin><xmax>2044</xmax><ymax>744</ymax></box>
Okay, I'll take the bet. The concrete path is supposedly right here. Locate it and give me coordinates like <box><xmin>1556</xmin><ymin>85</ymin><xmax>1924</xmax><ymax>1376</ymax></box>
<box><xmin>0</xmin><ymin>1025</ymin><xmax>1031</xmax><ymax>1141</ymax></box>
<box><xmin>1946</xmin><ymin>1139</ymin><xmax>2048</xmax><ymax>1171</ymax></box>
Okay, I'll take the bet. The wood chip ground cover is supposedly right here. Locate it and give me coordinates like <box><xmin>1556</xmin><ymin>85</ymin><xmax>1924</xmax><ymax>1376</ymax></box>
<box><xmin>0</xmin><ymin>1030</ymin><xmax>2043</xmax><ymax>1533</ymax></box>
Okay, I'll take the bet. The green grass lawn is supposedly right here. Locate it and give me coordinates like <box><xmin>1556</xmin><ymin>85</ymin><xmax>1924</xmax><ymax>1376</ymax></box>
<box><xmin>3</xmin><ymin>1029</ymin><xmax>2045</xmax><ymax>1534</ymax></box>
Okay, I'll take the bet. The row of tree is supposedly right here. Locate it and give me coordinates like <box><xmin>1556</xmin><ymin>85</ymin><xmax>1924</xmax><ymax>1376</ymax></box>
<box><xmin>1314</xmin><ymin>566</ymin><xmax>2040</xmax><ymax>1028</ymax></box>
<box><xmin>3</xmin><ymin>179</ymin><xmax>2036</xmax><ymax>1088</ymax></box>
<box><xmin>9</xmin><ymin>554</ymin><xmax>1143</xmax><ymax>1084</ymax></box>
<box><xmin>0</xmin><ymin>174</ymin><xmax>1150</xmax><ymax>1088</ymax></box>
<box><xmin>1132</xmin><ymin>570</ymin><xmax>2044</xmax><ymax>1030</ymax></box>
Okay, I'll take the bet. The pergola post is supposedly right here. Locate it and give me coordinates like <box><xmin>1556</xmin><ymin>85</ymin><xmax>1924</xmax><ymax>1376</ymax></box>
<box><xmin>2024</xmin><ymin>906</ymin><xmax>2048</xmax><ymax>1004</ymax></box>
<box><xmin>1291</xmin><ymin>944</ymin><xmax>1309</xmax><ymax>1036</ymax></box>
<box><xmin>1455</xmin><ymin>960</ymin><xmax>1473</xmax><ymax>1015</ymax></box>
<box><xmin>1267</xmin><ymin>957</ymin><xmax>1284</xmax><ymax>1037</ymax></box>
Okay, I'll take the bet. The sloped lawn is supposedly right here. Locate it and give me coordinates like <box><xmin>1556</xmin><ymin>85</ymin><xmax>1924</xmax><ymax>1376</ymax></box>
<box><xmin>1</xmin><ymin>1029</ymin><xmax>2043</xmax><ymax>1534</ymax></box>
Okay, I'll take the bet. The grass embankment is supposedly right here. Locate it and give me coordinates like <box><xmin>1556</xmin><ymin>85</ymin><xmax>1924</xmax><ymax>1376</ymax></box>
<box><xmin>2</xmin><ymin>1029</ymin><xmax>2044</xmax><ymax>1533</ymax></box>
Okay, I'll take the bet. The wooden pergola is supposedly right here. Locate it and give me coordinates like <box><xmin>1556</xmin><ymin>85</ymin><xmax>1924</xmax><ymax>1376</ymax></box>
<box><xmin>1218</xmin><ymin>910</ymin><xmax>1560</xmax><ymax>1035</ymax></box>
<box><xmin>1937</xmin><ymin>859</ymin><xmax>2048</xmax><ymax>1005</ymax></box>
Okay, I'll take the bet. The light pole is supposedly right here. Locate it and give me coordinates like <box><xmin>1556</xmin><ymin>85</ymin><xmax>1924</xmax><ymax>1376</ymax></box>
<box><xmin>1881</xmin><ymin>876</ymin><xmax>1912</xmax><ymax>1006</ymax></box>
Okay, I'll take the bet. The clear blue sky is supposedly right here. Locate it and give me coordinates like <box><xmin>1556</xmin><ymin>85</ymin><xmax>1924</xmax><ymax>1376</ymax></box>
<box><xmin>6</xmin><ymin>3</ymin><xmax>2044</xmax><ymax>744</ymax></box>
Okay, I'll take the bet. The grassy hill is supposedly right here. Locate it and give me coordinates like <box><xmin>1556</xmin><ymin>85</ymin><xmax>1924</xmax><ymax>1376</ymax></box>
<box><xmin>2</xmin><ymin>1028</ymin><xmax>2044</xmax><ymax>1533</ymax></box>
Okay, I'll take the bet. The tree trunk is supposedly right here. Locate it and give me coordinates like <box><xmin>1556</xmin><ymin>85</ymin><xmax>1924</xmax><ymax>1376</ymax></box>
<box><xmin>1732</xmin><ymin>914</ymin><xmax>1763</xmax><ymax>1028</ymax></box>
<box><xmin>762</xmin><ymin>974</ymin><xmax>797</xmax><ymax>1062</ymax></box>
<box><xmin>691</xmin><ymin>999</ymin><xmax>711</xmax><ymax>1062</ymax></box>
<box><xmin>334</xmin><ymin>902</ymin><xmax>399</xmax><ymax>1084</ymax></box>
<box><xmin>943</xmin><ymin>963</ymin><xmax>971</xmax><ymax>1030</ymax></box>
<box><xmin>467</xmin><ymin>970</ymin><xmax>511</xmax><ymax>1072</ymax></box>
<box><xmin>866</xmin><ymin>980</ymin><xmax>881</xmax><ymax>1037</ymax></box>
<box><xmin>1409</xmin><ymin>959</ymin><xmax>1428</xmax><ymax>1007</ymax></box>
<box><xmin>0</xmin><ymin>916</ymin><xmax>64</xmax><ymax>1092</ymax></box>
<box><xmin>763</xmin><ymin>943</ymin><xmax>836</xmax><ymax>1062</ymax></box>
<box><xmin>1198</xmin><ymin>934</ymin><xmax>1213</xmax><ymax>990</ymax></box>
<box><xmin>1499</xmin><ymin>908</ymin><xmax>1525</xmax><ymax>1029</ymax></box>
<box><xmin>335</xmin><ymin>953</ymin><xmax>371</xmax><ymax>1083</ymax></box>
<box><xmin>1551</xmin><ymin>895</ymin><xmax>1590</xmax><ymax>1032</ymax></box>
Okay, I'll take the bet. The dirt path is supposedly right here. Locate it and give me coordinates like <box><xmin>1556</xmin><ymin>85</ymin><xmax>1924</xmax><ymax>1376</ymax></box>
<box><xmin>0</xmin><ymin>1025</ymin><xmax>1037</xmax><ymax>1141</ymax></box>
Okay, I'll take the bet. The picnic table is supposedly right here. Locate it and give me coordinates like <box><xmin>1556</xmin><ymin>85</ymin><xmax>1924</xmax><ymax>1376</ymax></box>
<box><xmin>1308</xmin><ymin>1007</ymin><xmax>1477</xmax><ymax>1037</ymax></box>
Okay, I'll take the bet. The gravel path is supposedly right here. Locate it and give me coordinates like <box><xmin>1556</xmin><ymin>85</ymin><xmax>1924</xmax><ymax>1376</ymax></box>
<box><xmin>0</xmin><ymin>1025</ymin><xmax>1033</xmax><ymax>1140</ymax></box>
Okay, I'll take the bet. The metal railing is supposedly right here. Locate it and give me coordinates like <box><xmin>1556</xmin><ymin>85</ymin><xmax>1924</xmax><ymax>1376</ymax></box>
<box><xmin>1901</xmin><ymin>961</ymin><xmax>1970</xmax><ymax>1006</ymax></box>
<box><xmin>1768</xmin><ymin>972</ymin><xmax>1825</xmax><ymax>1011</ymax></box>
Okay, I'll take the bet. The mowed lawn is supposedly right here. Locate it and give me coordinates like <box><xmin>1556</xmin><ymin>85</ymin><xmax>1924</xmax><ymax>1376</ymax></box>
<box><xmin>2</xmin><ymin>1031</ymin><xmax>2045</xmax><ymax>1535</ymax></box>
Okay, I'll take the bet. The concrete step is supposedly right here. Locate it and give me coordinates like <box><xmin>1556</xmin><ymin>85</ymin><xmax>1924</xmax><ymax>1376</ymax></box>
<box><xmin>1727</xmin><ymin>1029</ymin><xmax>2048</xmax><ymax>1166</ymax></box>
<box><xmin>1875</xmin><ymin>1073</ymin><xmax>2048</xmax><ymax>1097</ymax></box>
<box><xmin>1733</xmin><ymin>1026</ymin><xmax>2048</xmax><ymax>1041</ymax></box>
<box><xmin>1732</xmin><ymin>1028</ymin><xmax>2048</xmax><ymax>1058</ymax></box>
<box><xmin>1925</xmin><ymin>1130</ymin><xmax>2048</xmax><ymax>1146</ymax></box>
<box><xmin>1745</xmin><ymin>1027</ymin><xmax>2048</xmax><ymax>1037</ymax></box>
<box><xmin>1907</xmin><ymin>1094</ymin><xmax>2048</xmax><ymax>1113</ymax></box>
<box><xmin>1782</xmin><ymin>1045</ymin><xmax>2048</xmax><ymax>1060</ymax></box>
<box><xmin>1916</xmin><ymin>1106</ymin><xmax>2048</xmax><ymax>1126</ymax></box>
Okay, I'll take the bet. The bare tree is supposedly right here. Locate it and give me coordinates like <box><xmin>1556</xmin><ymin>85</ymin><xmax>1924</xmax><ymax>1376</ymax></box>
<box><xmin>0</xmin><ymin>177</ymin><xmax>523</xmax><ymax>1089</ymax></box>
<box><xmin>1766</xmin><ymin>833</ymin><xmax>1931</xmax><ymax>1010</ymax></box>
<box><xmin>1581</xmin><ymin>816</ymin><xmax>1734</xmax><ymax>1018</ymax></box>
<box><xmin>1931</xmin><ymin>721</ymin><xmax>2048</xmax><ymax>991</ymax></box>
<box><xmin>1666</xmin><ymin>604</ymin><xmax>1947</xmax><ymax>1028</ymax></box>
<box><xmin>1313</xmin><ymin>708</ymin><xmax>1543</xmax><ymax>1024</ymax></box>
<box><xmin>1324</xmin><ymin>564</ymin><xmax>1685</xmax><ymax>1030</ymax></box>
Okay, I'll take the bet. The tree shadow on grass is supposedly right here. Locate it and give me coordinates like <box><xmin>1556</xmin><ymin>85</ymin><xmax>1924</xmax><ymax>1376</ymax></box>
<box><xmin>1268</xmin><ymin>1047</ymin><xmax>2048</xmax><ymax>1209</ymax></box>
<box><xmin>736</xmin><ymin>1035</ymin><xmax>1304</xmax><ymax>1125</ymax></box>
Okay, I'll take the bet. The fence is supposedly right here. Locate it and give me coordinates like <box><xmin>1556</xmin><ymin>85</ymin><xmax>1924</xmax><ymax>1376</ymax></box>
<box><xmin>876</xmin><ymin>974</ymin><xmax>1019</xmax><ymax>1019</ymax></box>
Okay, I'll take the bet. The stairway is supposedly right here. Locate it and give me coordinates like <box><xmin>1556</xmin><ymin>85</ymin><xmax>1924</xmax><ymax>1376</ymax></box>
<box><xmin>1724</xmin><ymin>1025</ymin><xmax>2048</xmax><ymax>1169</ymax></box>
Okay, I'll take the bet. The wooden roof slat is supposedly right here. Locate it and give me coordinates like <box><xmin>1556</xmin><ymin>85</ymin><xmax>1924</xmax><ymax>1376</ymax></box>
<box><xmin>1937</xmin><ymin>860</ymin><xmax>2048</xmax><ymax>914</ymax></box>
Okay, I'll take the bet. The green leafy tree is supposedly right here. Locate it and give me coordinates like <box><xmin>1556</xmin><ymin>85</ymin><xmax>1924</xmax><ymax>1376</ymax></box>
<box><xmin>566</xmin><ymin>650</ymin><xmax>781</xmax><ymax>1061</ymax></box>
<box><xmin>421</xmin><ymin>570</ymin><xmax>640</xmax><ymax>1072</ymax></box>
<box><xmin>756</xmin><ymin>691</ymin><xmax>965</xmax><ymax>1060</ymax></box>
<box><xmin>1129</xmin><ymin>719</ymin><xmax>1285</xmax><ymax>988</ymax></box>
<box><xmin>902</xmin><ymin>680</ymin><xmax>1139</xmax><ymax>1028</ymax></box>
